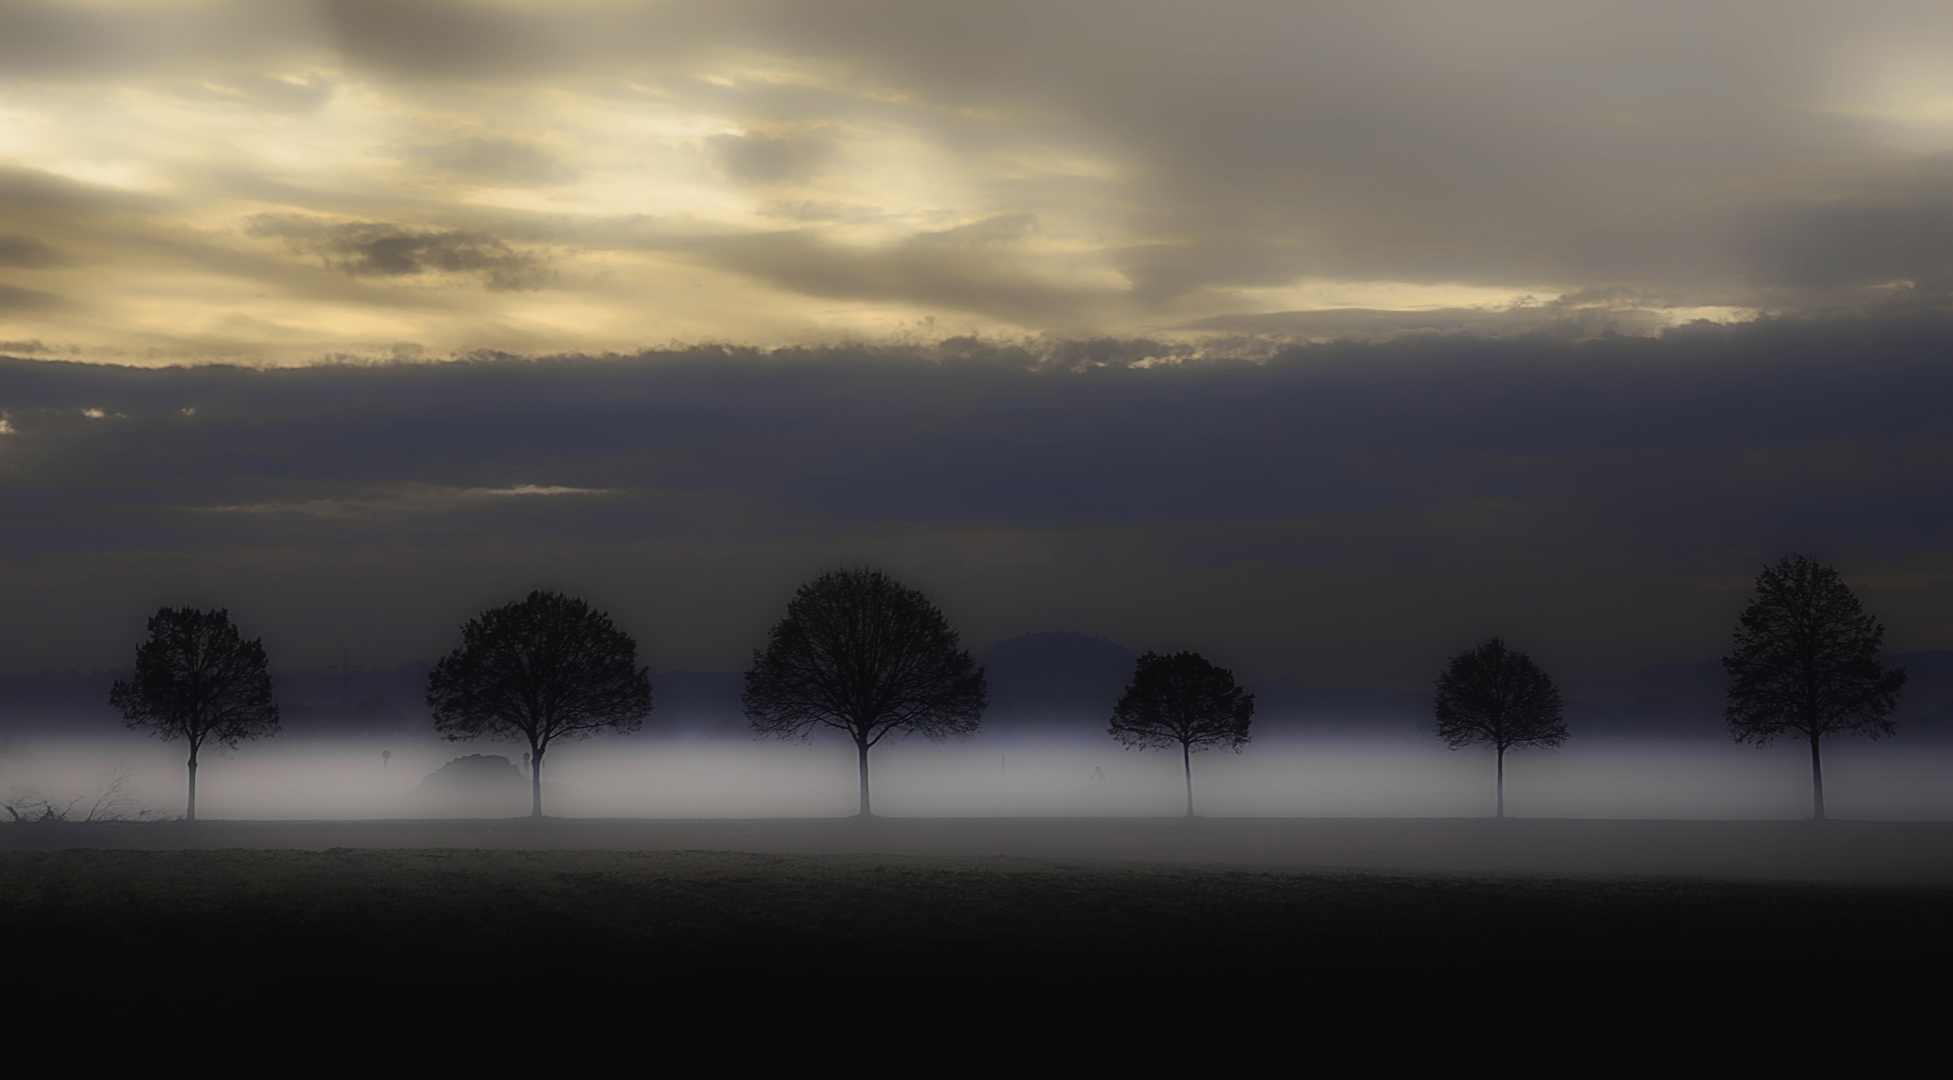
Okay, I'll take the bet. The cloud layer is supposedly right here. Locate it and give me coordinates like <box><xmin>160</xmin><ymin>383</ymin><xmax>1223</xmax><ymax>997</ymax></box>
<box><xmin>4</xmin><ymin>4</ymin><xmax>1948</xmax><ymax>695</ymax></box>
<box><xmin>4</xmin><ymin>1</ymin><xmax>1953</xmax><ymax>360</ymax></box>
<box><xmin>3</xmin><ymin>315</ymin><xmax>1949</xmax><ymax>684</ymax></box>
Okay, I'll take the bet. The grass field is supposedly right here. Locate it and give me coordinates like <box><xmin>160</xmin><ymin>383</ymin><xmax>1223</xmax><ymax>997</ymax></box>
<box><xmin>7</xmin><ymin>830</ymin><xmax>1950</xmax><ymax>1024</ymax></box>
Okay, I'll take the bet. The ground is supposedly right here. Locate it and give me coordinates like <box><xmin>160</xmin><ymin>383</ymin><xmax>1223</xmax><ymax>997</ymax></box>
<box><xmin>5</xmin><ymin>818</ymin><xmax>1949</xmax><ymax>1027</ymax></box>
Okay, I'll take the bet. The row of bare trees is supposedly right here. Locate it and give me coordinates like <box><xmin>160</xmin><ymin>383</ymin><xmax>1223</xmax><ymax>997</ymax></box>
<box><xmin>1431</xmin><ymin>555</ymin><xmax>1908</xmax><ymax>820</ymax></box>
<box><xmin>99</xmin><ymin>555</ymin><xmax>1904</xmax><ymax>822</ymax></box>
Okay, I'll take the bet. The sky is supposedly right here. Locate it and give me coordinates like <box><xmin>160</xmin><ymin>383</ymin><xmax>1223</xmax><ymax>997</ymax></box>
<box><xmin>2</xmin><ymin>1</ymin><xmax>1952</xmax><ymax>693</ymax></box>
<box><xmin>9</xmin><ymin>0</ymin><xmax>1953</xmax><ymax>360</ymax></box>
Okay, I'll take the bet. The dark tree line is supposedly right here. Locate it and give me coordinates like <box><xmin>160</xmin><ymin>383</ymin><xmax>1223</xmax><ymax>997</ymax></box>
<box><xmin>93</xmin><ymin>554</ymin><xmax>1908</xmax><ymax>823</ymax></box>
<box><xmin>1424</xmin><ymin>554</ymin><xmax>1906</xmax><ymax>820</ymax></box>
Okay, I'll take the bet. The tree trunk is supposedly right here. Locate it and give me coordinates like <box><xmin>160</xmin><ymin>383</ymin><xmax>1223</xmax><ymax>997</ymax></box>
<box><xmin>531</xmin><ymin>743</ymin><xmax>544</xmax><ymax>819</ymax></box>
<box><xmin>1495</xmin><ymin>745</ymin><xmax>1505</xmax><ymax>820</ymax></box>
<box><xmin>185</xmin><ymin>747</ymin><xmax>199</xmax><ymax>822</ymax></box>
<box><xmin>1183</xmin><ymin>741</ymin><xmax>1194</xmax><ymax>817</ymax></box>
<box><xmin>857</xmin><ymin>739</ymin><xmax>872</xmax><ymax>817</ymax></box>
<box><xmin>1809</xmin><ymin>732</ymin><xmax>1825</xmax><ymax>821</ymax></box>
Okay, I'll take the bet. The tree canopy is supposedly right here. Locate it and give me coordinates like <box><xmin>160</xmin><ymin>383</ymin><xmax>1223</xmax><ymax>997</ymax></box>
<box><xmin>1108</xmin><ymin>650</ymin><xmax>1254</xmax><ymax>817</ymax></box>
<box><xmin>1433</xmin><ymin>638</ymin><xmax>1566</xmax><ymax>818</ymax></box>
<box><xmin>743</xmin><ymin>568</ymin><xmax>987</xmax><ymax>816</ymax></box>
<box><xmin>1723</xmin><ymin>554</ymin><xmax>1906</xmax><ymax>820</ymax></box>
<box><xmin>109</xmin><ymin>607</ymin><xmax>279</xmax><ymax>821</ymax></box>
<box><xmin>425</xmin><ymin>590</ymin><xmax>652</xmax><ymax>818</ymax></box>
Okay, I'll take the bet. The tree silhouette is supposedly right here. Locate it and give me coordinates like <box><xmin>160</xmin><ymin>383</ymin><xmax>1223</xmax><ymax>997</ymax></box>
<box><xmin>109</xmin><ymin>607</ymin><xmax>279</xmax><ymax>821</ymax></box>
<box><xmin>1434</xmin><ymin>638</ymin><xmax>1566</xmax><ymax>818</ymax></box>
<box><xmin>1108</xmin><ymin>651</ymin><xmax>1254</xmax><ymax>817</ymax></box>
<box><xmin>425</xmin><ymin>590</ymin><xmax>652</xmax><ymax>818</ymax></box>
<box><xmin>743</xmin><ymin>569</ymin><xmax>987</xmax><ymax>816</ymax></box>
<box><xmin>1723</xmin><ymin>555</ymin><xmax>1906</xmax><ymax>821</ymax></box>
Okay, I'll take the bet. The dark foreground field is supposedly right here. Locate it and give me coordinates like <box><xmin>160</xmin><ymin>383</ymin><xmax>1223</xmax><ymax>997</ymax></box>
<box><xmin>8</xmin><ymin>815</ymin><xmax>1953</xmax><ymax>881</ymax></box>
<box><xmin>7</xmin><ymin>819</ymin><xmax>1952</xmax><ymax>1024</ymax></box>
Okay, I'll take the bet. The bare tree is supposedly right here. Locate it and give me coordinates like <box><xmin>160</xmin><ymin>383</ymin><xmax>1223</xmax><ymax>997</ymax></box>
<box><xmin>1107</xmin><ymin>651</ymin><xmax>1254</xmax><ymax>817</ymax></box>
<box><xmin>1434</xmin><ymin>638</ymin><xmax>1566</xmax><ymax>818</ymax></box>
<box><xmin>425</xmin><ymin>590</ymin><xmax>652</xmax><ymax>818</ymax></box>
<box><xmin>743</xmin><ymin>569</ymin><xmax>987</xmax><ymax>816</ymax></box>
<box><xmin>1723</xmin><ymin>554</ymin><xmax>1906</xmax><ymax>821</ymax></box>
<box><xmin>109</xmin><ymin>607</ymin><xmax>279</xmax><ymax>821</ymax></box>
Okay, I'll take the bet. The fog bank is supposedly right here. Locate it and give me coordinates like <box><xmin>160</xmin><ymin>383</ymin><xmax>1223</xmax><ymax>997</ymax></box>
<box><xmin>7</xmin><ymin>731</ymin><xmax>1951</xmax><ymax>822</ymax></box>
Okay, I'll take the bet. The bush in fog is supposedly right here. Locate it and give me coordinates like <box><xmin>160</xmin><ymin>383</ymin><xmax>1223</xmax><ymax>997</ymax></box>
<box><xmin>1723</xmin><ymin>554</ymin><xmax>1907</xmax><ymax>820</ymax></box>
<box><xmin>744</xmin><ymin>569</ymin><xmax>987</xmax><ymax>816</ymax></box>
<box><xmin>2</xmin><ymin>766</ymin><xmax>163</xmax><ymax>823</ymax></box>
<box><xmin>426</xmin><ymin>591</ymin><xmax>652</xmax><ymax>818</ymax></box>
<box><xmin>1107</xmin><ymin>651</ymin><xmax>1254</xmax><ymax>817</ymax></box>
<box><xmin>419</xmin><ymin>754</ymin><xmax>527</xmax><ymax>792</ymax></box>
<box><xmin>1433</xmin><ymin>638</ymin><xmax>1566</xmax><ymax>819</ymax></box>
<box><xmin>108</xmin><ymin>607</ymin><xmax>279</xmax><ymax>821</ymax></box>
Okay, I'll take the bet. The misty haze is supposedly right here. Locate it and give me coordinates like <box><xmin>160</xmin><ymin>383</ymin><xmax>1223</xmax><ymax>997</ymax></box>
<box><xmin>11</xmin><ymin>731</ymin><xmax>1953</xmax><ymax>824</ymax></box>
<box><xmin>9</xmin><ymin>630</ymin><xmax>1953</xmax><ymax>830</ymax></box>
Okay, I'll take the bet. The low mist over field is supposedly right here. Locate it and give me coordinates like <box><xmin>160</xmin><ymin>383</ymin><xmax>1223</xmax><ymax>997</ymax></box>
<box><xmin>8</xmin><ymin>729</ymin><xmax>1953</xmax><ymax>823</ymax></box>
<box><xmin>8</xmin><ymin>629</ymin><xmax>1953</xmax><ymax>825</ymax></box>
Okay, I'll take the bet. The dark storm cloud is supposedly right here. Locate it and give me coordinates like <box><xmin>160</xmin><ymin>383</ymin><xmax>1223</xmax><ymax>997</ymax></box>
<box><xmin>4</xmin><ymin>314</ymin><xmax>1948</xmax><ymax>543</ymax></box>
<box><xmin>3</xmin><ymin>314</ymin><xmax>1950</xmax><ymax>680</ymax></box>
<box><xmin>244</xmin><ymin>214</ymin><xmax>555</xmax><ymax>291</ymax></box>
